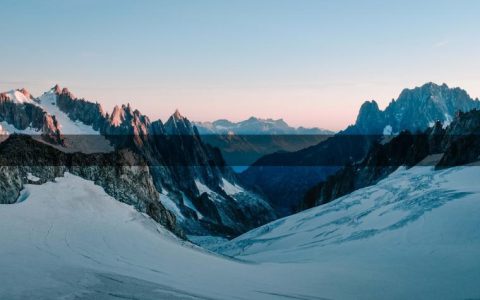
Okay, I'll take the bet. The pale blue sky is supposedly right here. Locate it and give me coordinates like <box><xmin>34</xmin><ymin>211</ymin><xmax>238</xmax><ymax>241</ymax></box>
<box><xmin>1</xmin><ymin>0</ymin><xmax>479</xmax><ymax>130</ymax></box>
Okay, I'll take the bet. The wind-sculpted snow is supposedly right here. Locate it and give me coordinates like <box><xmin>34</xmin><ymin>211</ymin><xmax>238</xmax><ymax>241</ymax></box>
<box><xmin>218</xmin><ymin>166</ymin><xmax>480</xmax><ymax>257</ymax></box>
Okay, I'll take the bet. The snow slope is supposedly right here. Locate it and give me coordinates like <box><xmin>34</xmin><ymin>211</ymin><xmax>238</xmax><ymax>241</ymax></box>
<box><xmin>0</xmin><ymin>173</ymin><xmax>323</xmax><ymax>300</ymax></box>
<box><xmin>216</xmin><ymin>166</ymin><xmax>480</xmax><ymax>299</ymax></box>
<box><xmin>2</xmin><ymin>166</ymin><xmax>480</xmax><ymax>299</ymax></box>
<box><xmin>38</xmin><ymin>90</ymin><xmax>99</xmax><ymax>135</ymax></box>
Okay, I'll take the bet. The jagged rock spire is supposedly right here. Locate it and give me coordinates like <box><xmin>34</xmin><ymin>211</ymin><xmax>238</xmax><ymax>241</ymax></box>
<box><xmin>172</xmin><ymin>109</ymin><xmax>184</xmax><ymax>120</ymax></box>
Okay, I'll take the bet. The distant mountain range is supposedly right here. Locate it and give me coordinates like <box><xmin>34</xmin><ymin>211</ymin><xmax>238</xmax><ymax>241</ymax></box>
<box><xmin>194</xmin><ymin>117</ymin><xmax>333</xmax><ymax>135</ymax></box>
<box><xmin>194</xmin><ymin>118</ymin><xmax>334</xmax><ymax>167</ymax></box>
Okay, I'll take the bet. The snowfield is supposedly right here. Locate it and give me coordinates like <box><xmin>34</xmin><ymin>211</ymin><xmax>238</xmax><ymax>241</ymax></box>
<box><xmin>1</xmin><ymin>166</ymin><xmax>480</xmax><ymax>299</ymax></box>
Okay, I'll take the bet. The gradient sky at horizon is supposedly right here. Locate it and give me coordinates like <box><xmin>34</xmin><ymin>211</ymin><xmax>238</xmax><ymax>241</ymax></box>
<box><xmin>1</xmin><ymin>0</ymin><xmax>480</xmax><ymax>130</ymax></box>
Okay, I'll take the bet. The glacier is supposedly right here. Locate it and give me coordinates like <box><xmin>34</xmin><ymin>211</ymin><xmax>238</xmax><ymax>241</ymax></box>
<box><xmin>215</xmin><ymin>166</ymin><xmax>480</xmax><ymax>299</ymax></box>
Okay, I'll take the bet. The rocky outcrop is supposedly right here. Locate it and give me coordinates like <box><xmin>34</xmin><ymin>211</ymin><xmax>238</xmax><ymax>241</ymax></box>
<box><xmin>0</xmin><ymin>135</ymin><xmax>182</xmax><ymax>237</ymax></box>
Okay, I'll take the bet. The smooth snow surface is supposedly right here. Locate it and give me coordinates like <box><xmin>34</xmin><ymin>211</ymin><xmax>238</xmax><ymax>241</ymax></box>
<box><xmin>216</xmin><ymin>166</ymin><xmax>480</xmax><ymax>299</ymax></box>
<box><xmin>0</xmin><ymin>173</ymin><xmax>323</xmax><ymax>300</ymax></box>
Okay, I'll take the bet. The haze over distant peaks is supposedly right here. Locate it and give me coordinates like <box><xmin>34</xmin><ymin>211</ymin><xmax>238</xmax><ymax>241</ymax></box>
<box><xmin>194</xmin><ymin>116</ymin><xmax>334</xmax><ymax>135</ymax></box>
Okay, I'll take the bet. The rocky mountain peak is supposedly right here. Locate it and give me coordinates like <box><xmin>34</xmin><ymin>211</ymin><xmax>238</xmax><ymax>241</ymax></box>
<box><xmin>110</xmin><ymin>105</ymin><xmax>127</xmax><ymax>127</ymax></box>
<box><xmin>53</xmin><ymin>84</ymin><xmax>62</xmax><ymax>94</ymax></box>
<box><xmin>355</xmin><ymin>100</ymin><xmax>384</xmax><ymax>133</ymax></box>
<box><xmin>17</xmin><ymin>88</ymin><xmax>31</xmax><ymax>99</ymax></box>
<box><xmin>52</xmin><ymin>84</ymin><xmax>75</xmax><ymax>99</ymax></box>
<box><xmin>165</xmin><ymin>110</ymin><xmax>194</xmax><ymax>135</ymax></box>
<box><xmin>352</xmin><ymin>83</ymin><xmax>480</xmax><ymax>134</ymax></box>
<box><xmin>172</xmin><ymin>109</ymin><xmax>185</xmax><ymax>120</ymax></box>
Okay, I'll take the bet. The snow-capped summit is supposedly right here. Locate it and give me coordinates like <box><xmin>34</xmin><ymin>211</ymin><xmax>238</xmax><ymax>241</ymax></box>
<box><xmin>1</xmin><ymin>88</ymin><xmax>37</xmax><ymax>105</ymax></box>
<box><xmin>164</xmin><ymin>109</ymin><xmax>196</xmax><ymax>135</ymax></box>
<box><xmin>172</xmin><ymin>108</ymin><xmax>185</xmax><ymax>120</ymax></box>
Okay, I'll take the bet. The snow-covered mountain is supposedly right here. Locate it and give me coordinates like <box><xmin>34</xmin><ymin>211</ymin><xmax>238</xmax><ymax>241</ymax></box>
<box><xmin>0</xmin><ymin>86</ymin><xmax>276</xmax><ymax>237</ymax></box>
<box><xmin>214</xmin><ymin>165</ymin><xmax>480</xmax><ymax>299</ymax></box>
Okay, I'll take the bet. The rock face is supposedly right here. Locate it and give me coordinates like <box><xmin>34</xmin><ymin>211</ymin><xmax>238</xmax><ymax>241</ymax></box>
<box><xmin>240</xmin><ymin>83</ymin><xmax>480</xmax><ymax>216</ymax></box>
<box><xmin>302</xmin><ymin>109</ymin><xmax>480</xmax><ymax>209</ymax></box>
<box><xmin>0</xmin><ymin>86</ymin><xmax>276</xmax><ymax>237</ymax></box>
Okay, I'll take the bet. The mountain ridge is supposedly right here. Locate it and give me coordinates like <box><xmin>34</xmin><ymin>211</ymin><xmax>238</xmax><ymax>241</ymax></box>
<box><xmin>0</xmin><ymin>85</ymin><xmax>277</xmax><ymax>237</ymax></box>
<box><xmin>240</xmin><ymin>82</ymin><xmax>480</xmax><ymax>216</ymax></box>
